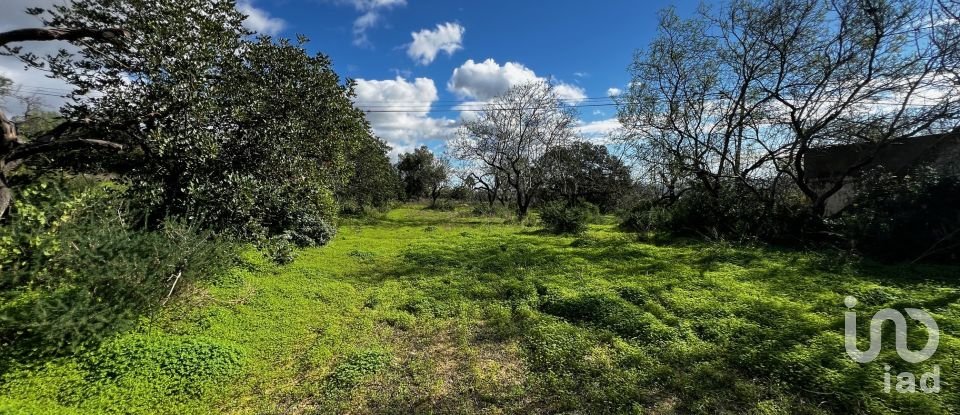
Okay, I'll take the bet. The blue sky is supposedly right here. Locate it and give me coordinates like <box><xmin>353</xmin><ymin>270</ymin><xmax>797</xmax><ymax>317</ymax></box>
<box><xmin>0</xmin><ymin>0</ymin><xmax>700</xmax><ymax>158</ymax></box>
<box><xmin>237</xmin><ymin>0</ymin><xmax>702</xmax><ymax>157</ymax></box>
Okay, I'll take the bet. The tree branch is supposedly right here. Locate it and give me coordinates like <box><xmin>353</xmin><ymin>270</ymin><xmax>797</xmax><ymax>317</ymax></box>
<box><xmin>8</xmin><ymin>138</ymin><xmax>124</xmax><ymax>162</ymax></box>
<box><xmin>0</xmin><ymin>27</ymin><xmax>127</xmax><ymax>47</ymax></box>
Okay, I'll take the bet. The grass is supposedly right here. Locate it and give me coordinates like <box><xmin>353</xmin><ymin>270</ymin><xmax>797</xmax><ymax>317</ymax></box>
<box><xmin>2</xmin><ymin>204</ymin><xmax>959</xmax><ymax>414</ymax></box>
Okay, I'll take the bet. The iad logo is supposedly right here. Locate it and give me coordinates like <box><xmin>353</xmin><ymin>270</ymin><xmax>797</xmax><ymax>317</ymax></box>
<box><xmin>843</xmin><ymin>296</ymin><xmax>941</xmax><ymax>393</ymax></box>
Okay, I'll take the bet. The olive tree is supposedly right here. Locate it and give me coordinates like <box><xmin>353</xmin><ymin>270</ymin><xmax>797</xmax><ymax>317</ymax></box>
<box><xmin>452</xmin><ymin>82</ymin><xmax>577</xmax><ymax>219</ymax></box>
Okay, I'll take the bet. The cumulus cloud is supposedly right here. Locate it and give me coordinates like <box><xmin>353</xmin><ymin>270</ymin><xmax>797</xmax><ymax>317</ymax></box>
<box><xmin>407</xmin><ymin>22</ymin><xmax>465</xmax><ymax>65</ymax></box>
<box><xmin>554</xmin><ymin>83</ymin><xmax>587</xmax><ymax>103</ymax></box>
<box><xmin>607</xmin><ymin>87</ymin><xmax>622</xmax><ymax>96</ymax></box>
<box><xmin>575</xmin><ymin>118</ymin><xmax>622</xmax><ymax>144</ymax></box>
<box><xmin>447</xmin><ymin>59</ymin><xmax>539</xmax><ymax>101</ymax></box>
<box><xmin>333</xmin><ymin>0</ymin><xmax>407</xmax><ymax>47</ymax></box>
<box><xmin>353</xmin><ymin>76</ymin><xmax>457</xmax><ymax>159</ymax></box>
<box><xmin>237</xmin><ymin>0</ymin><xmax>287</xmax><ymax>35</ymax></box>
<box><xmin>447</xmin><ymin>58</ymin><xmax>586</xmax><ymax>104</ymax></box>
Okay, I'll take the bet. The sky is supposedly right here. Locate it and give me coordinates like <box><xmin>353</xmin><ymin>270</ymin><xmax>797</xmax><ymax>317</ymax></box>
<box><xmin>0</xmin><ymin>0</ymin><xmax>700</xmax><ymax>159</ymax></box>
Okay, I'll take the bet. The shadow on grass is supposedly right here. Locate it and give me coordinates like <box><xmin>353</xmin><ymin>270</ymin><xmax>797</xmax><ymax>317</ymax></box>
<box><xmin>340</xmin><ymin>220</ymin><xmax>960</xmax><ymax>413</ymax></box>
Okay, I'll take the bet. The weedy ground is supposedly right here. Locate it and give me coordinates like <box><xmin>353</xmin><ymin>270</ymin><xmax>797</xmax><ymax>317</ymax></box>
<box><xmin>2</xmin><ymin>205</ymin><xmax>959</xmax><ymax>414</ymax></box>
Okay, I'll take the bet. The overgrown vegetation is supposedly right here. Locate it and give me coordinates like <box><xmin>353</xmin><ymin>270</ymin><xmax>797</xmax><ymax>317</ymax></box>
<box><xmin>0</xmin><ymin>0</ymin><xmax>958</xmax><ymax>413</ymax></box>
<box><xmin>0</xmin><ymin>177</ymin><xmax>233</xmax><ymax>362</ymax></box>
<box><xmin>3</xmin><ymin>206</ymin><xmax>957</xmax><ymax>414</ymax></box>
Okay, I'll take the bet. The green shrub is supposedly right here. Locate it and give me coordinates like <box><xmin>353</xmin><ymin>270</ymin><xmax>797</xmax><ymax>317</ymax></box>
<box><xmin>538</xmin><ymin>201</ymin><xmax>595</xmax><ymax>234</ymax></box>
<box><xmin>0</xmin><ymin>178</ymin><xmax>234</xmax><ymax>360</ymax></box>
<box><xmin>619</xmin><ymin>181</ymin><xmax>818</xmax><ymax>243</ymax></box>
<box><xmin>258</xmin><ymin>233</ymin><xmax>296</xmax><ymax>265</ymax></box>
<box><xmin>427</xmin><ymin>199</ymin><xmax>455</xmax><ymax>211</ymax></box>
<box><xmin>838</xmin><ymin>167</ymin><xmax>960</xmax><ymax>262</ymax></box>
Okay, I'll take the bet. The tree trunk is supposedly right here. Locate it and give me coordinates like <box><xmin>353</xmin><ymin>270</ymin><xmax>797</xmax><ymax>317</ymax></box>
<box><xmin>0</xmin><ymin>177</ymin><xmax>11</xmax><ymax>220</ymax></box>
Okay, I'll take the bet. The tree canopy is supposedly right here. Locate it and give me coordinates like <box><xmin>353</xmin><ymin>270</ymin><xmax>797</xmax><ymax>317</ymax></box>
<box><xmin>0</xmin><ymin>0</ymin><xmax>396</xmax><ymax>244</ymax></box>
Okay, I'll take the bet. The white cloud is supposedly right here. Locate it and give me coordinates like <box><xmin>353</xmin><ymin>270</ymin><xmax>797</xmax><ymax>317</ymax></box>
<box><xmin>407</xmin><ymin>22</ymin><xmax>465</xmax><ymax>65</ymax></box>
<box><xmin>447</xmin><ymin>58</ymin><xmax>586</xmax><ymax>121</ymax></box>
<box><xmin>573</xmin><ymin>72</ymin><xmax>589</xmax><ymax>78</ymax></box>
<box><xmin>575</xmin><ymin>118</ymin><xmax>621</xmax><ymax>143</ymax></box>
<box><xmin>447</xmin><ymin>59</ymin><xmax>539</xmax><ymax>101</ymax></box>
<box><xmin>237</xmin><ymin>0</ymin><xmax>287</xmax><ymax>35</ymax></box>
<box><xmin>446</xmin><ymin>58</ymin><xmax>586</xmax><ymax>104</ymax></box>
<box><xmin>353</xmin><ymin>76</ymin><xmax>457</xmax><ymax>159</ymax></box>
<box><xmin>332</xmin><ymin>0</ymin><xmax>407</xmax><ymax>47</ymax></box>
<box><xmin>554</xmin><ymin>83</ymin><xmax>587</xmax><ymax>103</ymax></box>
<box><xmin>607</xmin><ymin>87</ymin><xmax>622</xmax><ymax>96</ymax></box>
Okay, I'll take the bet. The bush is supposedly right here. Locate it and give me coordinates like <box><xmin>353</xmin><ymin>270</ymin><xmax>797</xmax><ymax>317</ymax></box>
<box><xmin>619</xmin><ymin>181</ymin><xmax>818</xmax><ymax>243</ymax></box>
<box><xmin>838</xmin><ymin>167</ymin><xmax>960</xmax><ymax>262</ymax></box>
<box><xmin>0</xmin><ymin>178</ymin><xmax>234</xmax><ymax>359</ymax></box>
<box><xmin>619</xmin><ymin>201</ymin><xmax>672</xmax><ymax>233</ymax></box>
<box><xmin>427</xmin><ymin>199</ymin><xmax>455</xmax><ymax>211</ymax></box>
<box><xmin>539</xmin><ymin>201</ymin><xmax>595</xmax><ymax>234</ymax></box>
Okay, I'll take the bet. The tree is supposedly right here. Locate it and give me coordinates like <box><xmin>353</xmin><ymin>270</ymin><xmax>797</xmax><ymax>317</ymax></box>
<box><xmin>619</xmin><ymin>0</ymin><xmax>960</xmax><ymax>220</ymax></box>
<box><xmin>453</xmin><ymin>82</ymin><xmax>577</xmax><ymax>219</ymax></box>
<box><xmin>396</xmin><ymin>146</ymin><xmax>449</xmax><ymax>205</ymax></box>
<box><xmin>538</xmin><ymin>141</ymin><xmax>633</xmax><ymax>213</ymax></box>
<box><xmin>0</xmin><ymin>0</ymin><xmax>389</xmax><ymax>245</ymax></box>
<box><xmin>336</xmin><ymin>136</ymin><xmax>399</xmax><ymax>212</ymax></box>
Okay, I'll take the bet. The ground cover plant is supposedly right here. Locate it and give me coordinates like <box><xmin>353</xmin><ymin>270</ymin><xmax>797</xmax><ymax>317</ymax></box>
<box><xmin>2</xmin><ymin>205</ymin><xmax>957</xmax><ymax>414</ymax></box>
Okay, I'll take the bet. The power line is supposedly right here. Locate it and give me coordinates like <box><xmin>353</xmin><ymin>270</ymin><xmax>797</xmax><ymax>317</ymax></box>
<box><xmin>360</xmin><ymin>102</ymin><xmax>622</xmax><ymax>113</ymax></box>
<box><xmin>352</xmin><ymin>95</ymin><xmax>620</xmax><ymax>107</ymax></box>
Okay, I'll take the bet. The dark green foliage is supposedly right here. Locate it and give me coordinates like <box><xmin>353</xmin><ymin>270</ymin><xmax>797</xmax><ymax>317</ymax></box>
<box><xmin>538</xmin><ymin>200</ymin><xmax>595</xmax><ymax>234</ymax></box>
<box><xmin>538</xmin><ymin>141</ymin><xmax>633</xmax><ymax>213</ymax></box>
<box><xmin>337</xmin><ymin>136</ymin><xmax>400</xmax><ymax>213</ymax></box>
<box><xmin>16</xmin><ymin>0</ymin><xmax>390</xmax><ymax>246</ymax></box>
<box><xmin>838</xmin><ymin>167</ymin><xmax>960</xmax><ymax>262</ymax></box>
<box><xmin>0</xmin><ymin>178</ymin><xmax>233</xmax><ymax>359</ymax></box>
<box><xmin>258</xmin><ymin>234</ymin><xmax>297</xmax><ymax>265</ymax></box>
<box><xmin>619</xmin><ymin>201</ymin><xmax>673</xmax><ymax>233</ymax></box>
<box><xmin>396</xmin><ymin>146</ymin><xmax>449</xmax><ymax>203</ymax></box>
<box><xmin>620</xmin><ymin>180</ymin><xmax>818</xmax><ymax>243</ymax></box>
<box><xmin>426</xmin><ymin>198</ymin><xmax>455</xmax><ymax>211</ymax></box>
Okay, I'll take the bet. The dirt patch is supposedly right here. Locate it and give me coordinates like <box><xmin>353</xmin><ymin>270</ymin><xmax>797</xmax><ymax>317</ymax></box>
<box><xmin>346</xmin><ymin>320</ymin><xmax>537</xmax><ymax>414</ymax></box>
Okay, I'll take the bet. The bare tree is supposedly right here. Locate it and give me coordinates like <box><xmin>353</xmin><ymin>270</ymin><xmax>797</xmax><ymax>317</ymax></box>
<box><xmin>619</xmin><ymin>0</ymin><xmax>960</xmax><ymax>218</ymax></box>
<box><xmin>452</xmin><ymin>82</ymin><xmax>577</xmax><ymax>220</ymax></box>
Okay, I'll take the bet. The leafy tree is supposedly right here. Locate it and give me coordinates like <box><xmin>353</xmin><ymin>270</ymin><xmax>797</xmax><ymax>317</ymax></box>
<box><xmin>452</xmin><ymin>82</ymin><xmax>577</xmax><ymax>219</ymax></box>
<box><xmin>396</xmin><ymin>146</ymin><xmax>449</xmax><ymax>204</ymax></box>
<box><xmin>538</xmin><ymin>141</ymin><xmax>632</xmax><ymax>213</ymax></box>
<box><xmin>337</xmin><ymin>135</ymin><xmax>400</xmax><ymax>212</ymax></box>
<box><xmin>0</xmin><ymin>0</ymin><xmax>389</xmax><ymax>245</ymax></box>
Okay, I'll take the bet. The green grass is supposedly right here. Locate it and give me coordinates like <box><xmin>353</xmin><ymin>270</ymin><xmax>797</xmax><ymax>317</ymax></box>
<box><xmin>2</xmin><ymin>204</ymin><xmax>959</xmax><ymax>414</ymax></box>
